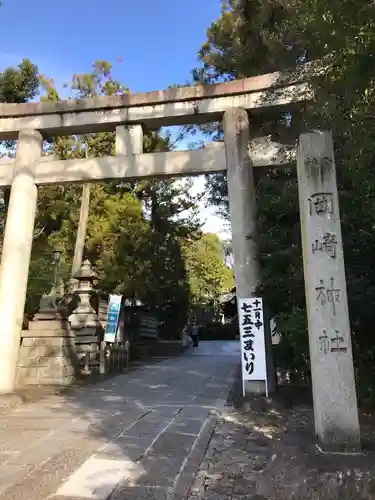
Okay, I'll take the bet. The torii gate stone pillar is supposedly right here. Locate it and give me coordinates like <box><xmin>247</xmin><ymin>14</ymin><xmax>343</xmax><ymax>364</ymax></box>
<box><xmin>0</xmin><ymin>129</ymin><xmax>42</xmax><ymax>394</ymax></box>
<box><xmin>224</xmin><ymin>108</ymin><xmax>275</xmax><ymax>396</ymax></box>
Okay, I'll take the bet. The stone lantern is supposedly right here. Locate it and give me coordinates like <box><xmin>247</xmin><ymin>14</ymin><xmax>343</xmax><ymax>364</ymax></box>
<box><xmin>68</xmin><ymin>260</ymin><xmax>101</xmax><ymax>367</ymax></box>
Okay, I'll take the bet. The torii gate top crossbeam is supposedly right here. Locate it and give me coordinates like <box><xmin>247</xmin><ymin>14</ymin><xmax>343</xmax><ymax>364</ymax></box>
<box><xmin>0</xmin><ymin>65</ymin><xmax>312</xmax><ymax>140</ymax></box>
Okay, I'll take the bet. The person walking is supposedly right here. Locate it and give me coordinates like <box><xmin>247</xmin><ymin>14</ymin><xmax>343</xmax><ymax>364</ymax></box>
<box><xmin>191</xmin><ymin>320</ymin><xmax>200</xmax><ymax>348</ymax></box>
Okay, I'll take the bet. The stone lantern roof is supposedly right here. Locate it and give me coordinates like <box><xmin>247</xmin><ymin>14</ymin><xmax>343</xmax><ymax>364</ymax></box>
<box><xmin>72</xmin><ymin>259</ymin><xmax>98</xmax><ymax>281</ymax></box>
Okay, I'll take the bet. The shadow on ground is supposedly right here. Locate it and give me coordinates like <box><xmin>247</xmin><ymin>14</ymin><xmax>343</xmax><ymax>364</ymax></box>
<box><xmin>196</xmin><ymin>366</ymin><xmax>375</xmax><ymax>500</ymax></box>
<box><xmin>0</xmin><ymin>344</ymin><xmax>237</xmax><ymax>500</ymax></box>
<box><xmin>3</xmin><ymin>350</ymin><xmax>375</xmax><ymax>500</ymax></box>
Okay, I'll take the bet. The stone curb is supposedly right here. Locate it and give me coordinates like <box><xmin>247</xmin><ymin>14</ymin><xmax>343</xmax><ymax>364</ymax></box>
<box><xmin>167</xmin><ymin>365</ymin><xmax>240</xmax><ymax>500</ymax></box>
<box><xmin>215</xmin><ymin>364</ymin><xmax>240</xmax><ymax>411</ymax></box>
<box><xmin>168</xmin><ymin>415</ymin><xmax>217</xmax><ymax>500</ymax></box>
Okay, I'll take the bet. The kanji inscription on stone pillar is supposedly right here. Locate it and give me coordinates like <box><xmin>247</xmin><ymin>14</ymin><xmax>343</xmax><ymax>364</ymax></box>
<box><xmin>297</xmin><ymin>130</ymin><xmax>360</xmax><ymax>452</ymax></box>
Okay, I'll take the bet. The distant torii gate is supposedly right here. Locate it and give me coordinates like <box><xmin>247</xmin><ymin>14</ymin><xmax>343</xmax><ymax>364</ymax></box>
<box><xmin>0</xmin><ymin>67</ymin><xmax>360</xmax><ymax>452</ymax></box>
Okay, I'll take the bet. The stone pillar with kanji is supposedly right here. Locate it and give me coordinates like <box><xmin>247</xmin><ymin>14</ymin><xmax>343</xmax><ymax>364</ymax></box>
<box><xmin>297</xmin><ymin>130</ymin><xmax>360</xmax><ymax>452</ymax></box>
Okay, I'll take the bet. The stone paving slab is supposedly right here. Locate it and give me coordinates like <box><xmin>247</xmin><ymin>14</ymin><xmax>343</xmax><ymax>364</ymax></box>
<box><xmin>55</xmin><ymin>457</ymin><xmax>140</xmax><ymax>499</ymax></box>
<box><xmin>0</xmin><ymin>464</ymin><xmax>33</xmax><ymax>496</ymax></box>
<box><xmin>0</xmin><ymin>430</ymin><xmax>48</xmax><ymax>453</ymax></box>
<box><xmin>0</xmin><ymin>428</ymin><xmax>29</xmax><ymax>446</ymax></box>
<box><xmin>53</xmin><ymin>497</ymin><xmax>94</xmax><ymax>500</ymax></box>
<box><xmin>169</xmin><ymin>417</ymin><xmax>207</xmax><ymax>435</ymax></box>
<box><xmin>110</xmin><ymin>485</ymin><xmax>169</xmax><ymax>500</ymax></box>
<box><xmin>0</xmin><ymin>342</ymin><xmax>239</xmax><ymax>500</ymax></box>
<box><xmin>172</xmin><ymin>416</ymin><xmax>217</xmax><ymax>500</ymax></box>
<box><xmin>120</xmin><ymin>417</ymin><xmax>171</xmax><ymax>439</ymax></box>
<box><xmin>138</xmin><ymin>431</ymin><xmax>198</xmax><ymax>488</ymax></box>
<box><xmin>96</xmin><ymin>436</ymin><xmax>153</xmax><ymax>462</ymax></box>
<box><xmin>1</xmin><ymin>436</ymin><xmax>107</xmax><ymax>500</ymax></box>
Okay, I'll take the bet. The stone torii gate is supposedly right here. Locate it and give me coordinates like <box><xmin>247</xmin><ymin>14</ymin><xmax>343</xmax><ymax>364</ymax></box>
<box><xmin>0</xmin><ymin>67</ymin><xmax>360</xmax><ymax>452</ymax></box>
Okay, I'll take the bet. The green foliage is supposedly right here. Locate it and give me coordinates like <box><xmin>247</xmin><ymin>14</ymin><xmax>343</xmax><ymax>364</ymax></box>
<box><xmin>197</xmin><ymin>0</ymin><xmax>293</xmax><ymax>82</ymax></box>
<box><xmin>0</xmin><ymin>59</ymin><xmax>39</xmax><ymax>103</ymax></box>
<box><xmin>182</xmin><ymin>233</ymin><xmax>234</xmax><ymax>305</ymax></box>
<box><xmin>197</xmin><ymin>0</ymin><xmax>375</xmax><ymax>404</ymax></box>
<box><xmin>0</xmin><ymin>59</ymin><xmax>228</xmax><ymax>341</ymax></box>
<box><xmin>38</xmin><ymin>62</ymin><xmax>196</xmax><ymax>336</ymax></box>
<box><xmin>0</xmin><ymin>54</ymin><xmax>248</xmax><ymax>345</ymax></box>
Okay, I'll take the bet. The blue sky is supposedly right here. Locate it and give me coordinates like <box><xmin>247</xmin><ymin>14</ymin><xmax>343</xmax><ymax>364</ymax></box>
<box><xmin>0</xmin><ymin>0</ymin><xmax>220</xmax><ymax>93</ymax></box>
<box><xmin>0</xmin><ymin>0</ymin><xmax>229</xmax><ymax>237</ymax></box>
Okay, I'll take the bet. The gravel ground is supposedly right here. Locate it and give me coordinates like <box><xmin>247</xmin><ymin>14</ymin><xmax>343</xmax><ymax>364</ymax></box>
<box><xmin>188</xmin><ymin>371</ymin><xmax>375</xmax><ymax>500</ymax></box>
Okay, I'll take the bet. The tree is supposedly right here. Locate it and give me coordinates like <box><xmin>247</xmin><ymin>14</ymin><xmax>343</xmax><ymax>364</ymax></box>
<box><xmin>0</xmin><ymin>58</ymin><xmax>40</xmax><ymax>217</ymax></box>
<box><xmin>182</xmin><ymin>233</ymin><xmax>234</xmax><ymax>305</ymax></box>
<box><xmin>0</xmin><ymin>58</ymin><xmax>39</xmax><ymax>104</ymax></box>
<box><xmin>0</xmin><ymin>56</ymin><xmax>236</xmax><ymax>341</ymax></box>
<box><xmin>196</xmin><ymin>0</ymin><xmax>375</xmax><ymax>403</ymax></box>
<box><xmin>136</xmin><ymin>176</ymin><xmax>203</xmax><ymax>338</ymax></box>
<box><xmin>36</xmin><ymin>61</ymin><xmax>207</xmax><ymax>339</ymax></box>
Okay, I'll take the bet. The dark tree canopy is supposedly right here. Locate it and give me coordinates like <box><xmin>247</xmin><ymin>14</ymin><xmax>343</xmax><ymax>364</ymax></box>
<box><xmin>195</xmin><ymin>0</ymin><xmax>375</xmax><ymax>403</ymax></box>
<box><xmin>0</xmin><ymin>59</ymin><xmax>39</xmax><ymax>103</ymax></box>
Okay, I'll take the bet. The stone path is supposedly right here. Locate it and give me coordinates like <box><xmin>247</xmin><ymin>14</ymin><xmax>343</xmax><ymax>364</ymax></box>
<box><xmin>0</xmin><ymin>341</ymin><xmax>239</xmax><ymax>500</ymax></box>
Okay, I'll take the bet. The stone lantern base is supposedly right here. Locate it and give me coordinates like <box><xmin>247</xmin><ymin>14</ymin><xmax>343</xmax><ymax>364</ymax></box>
<box><xmin>16</xmin><ymin>296</ymin><xmax>76</xmax><ymax>387</ymax></box>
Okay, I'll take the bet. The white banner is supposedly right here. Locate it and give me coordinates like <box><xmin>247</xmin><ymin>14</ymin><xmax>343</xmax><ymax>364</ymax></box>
<box><xmin>104</xmin><ymin>294</ymin><xmax>122</xmax><ymax>343</ymax></box>
<box><xmin>238</xmin><ymin>297</ymin><xmax>267</xmax><ymax>394</ymax></box>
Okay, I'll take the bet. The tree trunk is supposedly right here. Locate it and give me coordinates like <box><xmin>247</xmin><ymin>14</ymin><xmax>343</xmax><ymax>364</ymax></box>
<box><xmin>72</xmin><ymin>183</ymin><xmax>91</xmax><ymax>276</ymax></box>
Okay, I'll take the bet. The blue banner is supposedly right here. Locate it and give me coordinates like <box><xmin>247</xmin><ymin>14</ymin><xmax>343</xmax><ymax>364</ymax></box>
<box><xmin>104</xmin><ymin>294</ymin><xmax>122</xmax><ymax>342</ymax></box>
